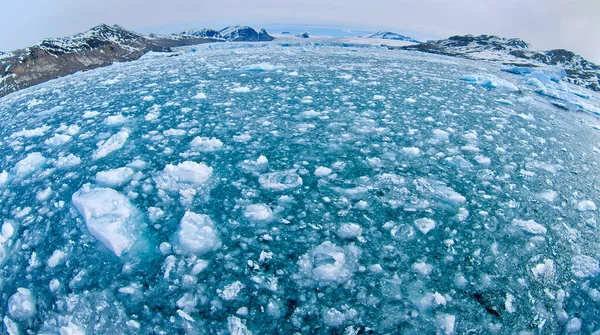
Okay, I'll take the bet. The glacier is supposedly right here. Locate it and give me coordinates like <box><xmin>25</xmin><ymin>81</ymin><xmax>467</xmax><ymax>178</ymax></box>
<box><xmin>0</xmin><ymin>41</ymin><xmax>600</xmax><ymax>334</ymax></box>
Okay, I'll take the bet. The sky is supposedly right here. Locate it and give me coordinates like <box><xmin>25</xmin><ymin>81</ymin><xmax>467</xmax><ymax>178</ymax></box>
<box><xmin>2</xmin><ymin>0</ymin><xmax>599</xmax><ymax>63</ymax></box>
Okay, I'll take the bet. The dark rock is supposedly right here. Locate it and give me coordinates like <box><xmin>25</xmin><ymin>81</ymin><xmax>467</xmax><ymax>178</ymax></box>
<box><xmin>296</xmin><ymin>32</ymin><xmax>311</xmax><ymax>39</ymax></box>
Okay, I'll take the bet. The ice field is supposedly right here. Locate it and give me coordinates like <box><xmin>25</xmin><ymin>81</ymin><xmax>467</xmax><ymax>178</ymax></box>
<box><xmin>1</xmin><ymin>41</ymin><xmax>600</xmax><ymax>334</ymax></box>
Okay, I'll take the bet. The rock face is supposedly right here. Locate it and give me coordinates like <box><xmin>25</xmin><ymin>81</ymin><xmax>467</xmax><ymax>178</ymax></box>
<box><xmin>399</xmin><ymin>34</ymin><xmax>600</xmax><ymax>92</ymax></box>
<box><xmin>368</xmin><ymin>31</ymin><xmax>420</xmax><ymax>43</ymax></box>
<box><xmin>0</xmin><ymin>24</ymin><xmax>168</xmax><ymax>98</ymax></box>
<box><xmin>0</xmin><ymin>24</ymin><xmax>275</xmax><ymax>98</ymax></box>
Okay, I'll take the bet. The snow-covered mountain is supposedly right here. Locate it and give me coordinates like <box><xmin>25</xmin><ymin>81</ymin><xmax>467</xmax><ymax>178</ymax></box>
<box><xmin>0</xmin><ymin>25</ymin><xmax>275</xmax><ymax>98</ymax></box>
<box><xmin>366</xmin><ymin>31</ymin><xmax>421</xmax><ymax>43</ymax></box>
<box><xmin>218</xmin><ymin>26</ymin><xmax>275</xmax><ymax>42</ymax></box>
<box><xmin>399</xmin><ymin>34</ymin><xmax>600</xmax><ymax>91</ymax></box>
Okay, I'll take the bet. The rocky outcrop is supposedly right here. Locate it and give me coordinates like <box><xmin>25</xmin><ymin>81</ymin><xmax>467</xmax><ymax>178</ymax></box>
<box><xmin>219</xmin><ymin>26</ymin><xmax>275</xmax><ymax>42</ymax></box>
<box><xmin>0</xmin><ymin>24</ymin><xmax>275</xmax><ymax>98</ymax></box>
<box><xmin>398</xmin><ymin>34</ymin><xmax>600</xmax><ymax>92</ymax></box>
<box><xmin>0</xmin><ymin>25</ymin><xmax>172</xmax><ymax>97</ymax></box>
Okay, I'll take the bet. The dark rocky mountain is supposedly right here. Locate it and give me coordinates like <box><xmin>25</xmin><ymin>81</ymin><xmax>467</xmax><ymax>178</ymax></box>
<box><xmin>398</xmin><ymin>34</ymin><xmax>600</xmax><ymax>92</ymax></box>
<box><xmin>367</xmin><ymin>31</ymin><xmax>421</xmax><ymax>43</ymax></box>
<box><xmin>219</xmin><ymin>26</ymin><xmax>275</xmax><ymax>42</ymax></box>
<box><xmin>0</xmin><ymin>24</ymin><xmax>173</xmax><ymax>98</ymax></box>
<box><xmin>296</xmin><ymin>32</ymin><xmax>311</xmax><ymax>38</ymax></box>
<box><xmin>0</xmin><ymin>24</ymin><xmax>275</xmax><ymax>98</ymax></box>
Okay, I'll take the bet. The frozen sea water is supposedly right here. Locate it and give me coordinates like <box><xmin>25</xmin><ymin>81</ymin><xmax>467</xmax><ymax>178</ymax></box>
<box><xmin>1</xmin><ymin>41</ymin><xmax>600</xmax><ymax>334</ymax></box>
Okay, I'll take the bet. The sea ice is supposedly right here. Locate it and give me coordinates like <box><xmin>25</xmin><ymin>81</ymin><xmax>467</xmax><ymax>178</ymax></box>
<box><xmin>8</xmin><ymin>288</ymin><xmax>36</xmax><ymax>321</ymax></box>
<box><xmin>190</xmin><ymin>136</ymin><xmax>223</xmax><ymax>152</ymax></box>
<box><xmin>298</xmin><ymin>241</ymin><xmax>360</xmax><ymax>286</ymax></box>
<box><xmin>92</xmin><ymin>130</ymin><xmax>129</xmax><ymax>160</ymax></box>
<box><xmin>512</xmin><ymin>219</ymin><xmax>547</xmax><ymax>235</ymax></box>
<box><xmin>72</xmin><ymin>185</ymin><xmax>144</xmax><ymax>257</ymax></box>
<box><xmin>95</xmin><ymin>167</ymin><xmax>135</xmax><ymax>188</ymax></box>
<box><xmin>259</xmin><ymin>170</ymin><xmax>303</xmax><ymax>191</ymax></box>
<box><xmin>243</xmin><ymin>204</ymin><xmax>274</xmax><ymax>222</ymax></box>
<box><xmin>14</xmin><ymin>152</ymin><xmax>46</xmax><ymax>178</ymax></box>
<box><xmin>154</xmin><ymin>161</ymin><xmax>213</xmax><ymax>192</ymax></box>
<box><xmin>176</xmin><ymin>212</ymin><xmax>221</xmax><ymax>255</ymax></box>
<box><xmin>571</xmin><ymin>255</ymin><xmax>599</xmax><ymax>279</ymax></box>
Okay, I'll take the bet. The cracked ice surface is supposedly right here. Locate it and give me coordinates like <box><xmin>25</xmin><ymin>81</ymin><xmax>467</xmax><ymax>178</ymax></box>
<box><xmin>0</xmin><ymin>42</ymin><xmax>600</xmax><ymax>334</ymax></box>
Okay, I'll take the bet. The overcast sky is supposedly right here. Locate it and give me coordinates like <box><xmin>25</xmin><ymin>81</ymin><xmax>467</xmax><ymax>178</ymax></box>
<box><xmin>2</xmin><ymin>0</ymin><xmax>599</xmax><ymax>62</ymax></box>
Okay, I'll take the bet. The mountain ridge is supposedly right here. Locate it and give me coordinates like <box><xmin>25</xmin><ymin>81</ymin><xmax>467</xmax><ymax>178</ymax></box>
<box><xmin>397</xmin><ymin>34</ymin><xmax>599</xmax><ymax>91</ymax></box>
<box><xmin>0</xmin><ymin>24</ymin><xmax>275</xmax><ymax>98</ymax></box>
<box><xmin>1</xmin><ymin>26</ymin><xmax>599</xmax><ymax>98</ymax></box>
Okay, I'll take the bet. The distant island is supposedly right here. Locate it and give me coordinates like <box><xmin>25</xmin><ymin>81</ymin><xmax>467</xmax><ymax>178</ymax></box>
<box><xmin>1</xmin><ymin>25</ymin><xmax>599</xmax><ymax>98</ymax></box>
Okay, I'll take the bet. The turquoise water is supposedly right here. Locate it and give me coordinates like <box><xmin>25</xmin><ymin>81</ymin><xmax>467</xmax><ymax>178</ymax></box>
<box><xmin>1</xmin><ymin>43</ymin><xmax>599</xmax><ymax>334</ymax></box>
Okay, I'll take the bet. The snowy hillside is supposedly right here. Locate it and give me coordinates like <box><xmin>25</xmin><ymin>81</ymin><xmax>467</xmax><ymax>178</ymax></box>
<box><xmin>366</xmin><ymin>31</ymin><xmax>421</xmax><ymax>43</ymax></box>
<box><xmin>400</xmin><ymin>35</ymin><xmax>600</xmax><ymax>91</ymax></box>
<box><xmin>0</xmin><ymin>41</ymin><xmax>599</xmax><ymax>334</ymax></box>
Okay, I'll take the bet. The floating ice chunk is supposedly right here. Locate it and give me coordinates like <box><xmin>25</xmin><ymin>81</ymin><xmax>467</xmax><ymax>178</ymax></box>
<box><xmin>228</xmin><ymin>316</ymin><xmax>252</xmax><ymax>335</ymax></box>
<box><xmin>72</xmin><ymin>185</ymin><xmax>144</xmax><ymax>257</ymax></box>
<box><xmin>240</xmin><ymin>63</ymin><xmax>284</xmax><ymax>71</ymax></box>
<box><xmin>92</xmin><ymin>130</ymin><xmax>129</xmax><ymax>160</ymax></box>
<box><xmin>373</xmin><ymin>95</ymin><xmax>386</xmax><ymax>101</ymax></box>
<box><xmin>190</xmin><ymin>137</ymin><xmax>223</xmax><ymax>152</ymax></box>
<box><xmin>571</xmin><ymin>255</ymin><xmax>599</xmax><ymax>279</ymax></box>
<box><xmin>231</xmin><ymin>86</ymin><xmax>251</xmax><ymax>93</ymax></box>
<box><xmin>8</xmin><ymin>288</ymin><xmax>36</xmax><ymax>321</ymax></box>
<box><xmin>177</xmin><ymin>212</ymin><xmax>221</xmax><ymax>255</ymax></box>
<box><xmin>233</xmin><ymin>133</ymin><xmax>252</xmax><ymax>143</ymax></box>
<box><xmin>47</xmin><ymin>249</ymin><xmax>66</xmax><ymax>268</ymax></box>
<box><xmin>436</xmin><ymin>314</ymin><xmax>456</xmax><ymax>335</ymax></box>
<box><xmin>55</xmin><ymin>154</ymin><xmax>81</xmax><ymax>169</ymax></box>
<box><xmin>512</xmin><ymin>219</ymin><xmax>546</xmax><ymax>235</ymax></box>
<box><xmin>154</xmin><ymin>161</ymin><xmax>213</xmax><ymax>192</ymax></box>
<box><xmin>14</xmin><ymin>152</ymin><xmax>46</xmax><ymax>178</ymax></box>
<box><xmin>401</xmin><ymin>147</ymin><xmax>420</xmax><ymax>158</ymax></box>
<box><xmin>259</xmin><ymin>170</ymin><xmax>303</xmax><ymax>191</ymax></box>
<box><xmin>460</xmin><ymin>74</ymin><xmax>519</xmax><ymax>91</ymax></box>
<box><xmin>415</xmin><ymin>218</ymin><xmax>435</xmax><ymax>234</ymax></box>
<box><xmin>566</xmin><ymin>318</ymin><xmax>582</xmax><ymax>333</ymax></box>
<box><xmin>314</xmin><ymin>166</ymin><xmax>332</xmax><ymax>177</ymax></box>
<box><xmin>11</xmin><ymin>125</ymin><xmax>51</xmax><ymax>138</ymax></box>
<box><xmin>60</xmin><ymin>322</ymin><xmax>85</xmax><ymax>335</ymax></box>
<box><xmin>504</xmin><ymin>293</ymin><xmax>516</xmax><ymax>313</ymax></box>
<box><xmin>164</xmin><ymin>129</ymin><xmax>187</xmax><ymax>137</ymax></box>
<box><xmin>532</xmin><ymin>259</ymin><xmax>555</xmax><ymax>279</ymax></box>
<box><xmin>413</xmin><ymin>262</ymin><xmax>433</xmax><ymax>276</ymax></box>
<box><xmin>36</xmin><ymin>187</ymin><xmax>52</xmax><ymax>201</ymax></box>
<box><xmin>82</xmin><ymin>110</ymin><xmax>99</xmax><ymax>119</ymax></box>
<box><xmin>404</xmin><ymin>98</ymin><xmax>417</xmax><ymax>103</ymax></box>
<box><xmin>192</xmin><ymin>92</ymin><xmax>207</xmax><ymax>99</ymax></box>
<box><xmin>95</xmin><ymin>167</ymin><xmax>135</xmax><ymax>188</ymax></box>
<box><xmin>218</xmin><ymin>281</ymin><xmax>244</xmax><ymax>301</ymax></box>
<box><xmin>0</xmin><ymin>170</ymin><xmax>8</xmax><ymax>187</ymax></box>
<box><xmin>105</xmin><ymin>114</ymin><xmax>128</xmax><ymax>127</ymax></box>
<box><xmin>298</xmin><ymin>241</ymin><xmax>360</xmax><ymax>286</ymax></box>
<box><xmin>322</xmin><ymin>308</ymin><xmax>357</xmax><ymax>327</ymax></box>
<box><xmin>474</xmin><ymin>155</ymin><xmax>491</xmax><ymax>165</ymax></box>
<box><xmin>3</xmin><ymin>316</ymin><xmax>20</xmax><ymax>335</ymax></box>
<box><xmin>537</xmin><ymin>190</ymin><xmax>558</xmax><ymax>202</ymax></box>
<box><xmin>576</xmin><ymin>200</ymin><xmax>596</xmax><ymax>211</ymax></box>
<box><xmin>44</xmin><ymin>133</ymin><xmax>72</xmax><ymax>146</ymax></box>
<box><xmin>244</xmin><ymin>204</ymin><xmax>273</xmax><ymax>222</ymax></box>
<box><xmin>337</xmin><ymin>223</ymin><xmax>362</xmax><ymax>239</ymax></box>
<box><xmin>432</xmin><ymin>129</ymin><xmax>449</xmax><ymax>141</ymax></box>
